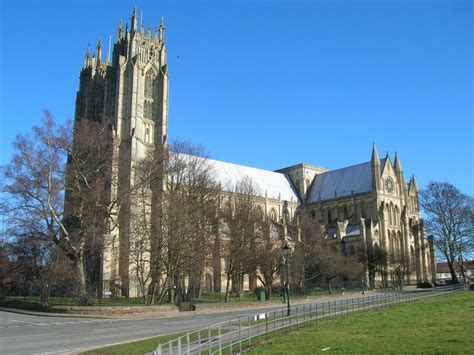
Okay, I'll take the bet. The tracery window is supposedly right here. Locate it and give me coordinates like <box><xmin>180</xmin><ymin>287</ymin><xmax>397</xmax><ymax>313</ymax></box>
<box><xmin>144</xmin><ymin>70</ymin><xmax>155</xmax><ymax>120</ymax></box>
<box><xmin>269</xmin><ymin>208</ymin><xmax>277</xmax><ymax>221</ymax></box>
<box><xmin>145</xmin><ymin>72</ymin><xmax>154</xmax><ymax>99</ymax></box>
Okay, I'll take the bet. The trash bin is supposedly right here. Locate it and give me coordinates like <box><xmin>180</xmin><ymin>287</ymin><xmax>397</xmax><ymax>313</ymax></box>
<box><xmin>256</xmin><ymin>290</ymin><xmax>266</xmax><ymax>302</ymax></box>
<box><xmin>179</xmin><ymin>302</ymin><xmax>196</xmax><ymax>311</ymax></box>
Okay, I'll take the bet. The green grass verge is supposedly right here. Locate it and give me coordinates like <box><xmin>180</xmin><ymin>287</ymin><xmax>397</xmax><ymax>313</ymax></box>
<box><xmin>81</xmin><ymin>328</ymin><xmax>221</xmax><ymax>354</ymax></box>
<box><xmin>81</xmin><ymin>332</ymin><xmax>187</xmax><ymax>355</ymax></box>
<box><xmin>249</xmin><ymin>291</ymin><xmax>474</xmax><ymax>354</ymax></box>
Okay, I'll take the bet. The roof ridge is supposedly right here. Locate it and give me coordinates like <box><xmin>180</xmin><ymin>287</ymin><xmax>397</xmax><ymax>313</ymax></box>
<box><xmin>207</xmin><ymin>156</ymin><xmax>287</xmax><ymax>176</ymax></box>
<box><xmin>318</xmin><ymin>157</ymin><xmax>387</xmax><ymax>176</ymax></box>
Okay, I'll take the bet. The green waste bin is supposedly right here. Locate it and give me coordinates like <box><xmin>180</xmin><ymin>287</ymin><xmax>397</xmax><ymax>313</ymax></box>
<box><xmin>256</xmin><ymin>290</ymin><xmax>266</xmax><ymax>301</ymax></box>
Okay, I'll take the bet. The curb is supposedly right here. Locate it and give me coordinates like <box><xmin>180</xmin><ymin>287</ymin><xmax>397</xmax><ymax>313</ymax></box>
<box><xmin>0</xmin><ymin>291</ymin><xmax>375</xmax><ymax>319</ymax></box>
<box><xmin>0</xmin><ymin>306</ymin><xmax>113</xmax><ymax>319</ymax></box>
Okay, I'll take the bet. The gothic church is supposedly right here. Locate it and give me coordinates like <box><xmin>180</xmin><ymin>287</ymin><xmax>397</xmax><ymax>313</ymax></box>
<box><xmin>72</xmin><ymin>9</ymin><xmax>435</xmax><ymax>295</ymax></box>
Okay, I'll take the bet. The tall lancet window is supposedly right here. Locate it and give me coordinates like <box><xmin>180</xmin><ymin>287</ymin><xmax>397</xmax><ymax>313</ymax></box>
<box><xmin>144</xmin><ymin>70</ymin><xmax>155</xmax><ymax>119</ymax></box>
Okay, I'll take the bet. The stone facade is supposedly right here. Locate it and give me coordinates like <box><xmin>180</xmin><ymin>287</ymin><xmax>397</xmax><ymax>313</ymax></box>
<box><xmin>70</xmin><ymin>9</ymin><xmax>434</xmax><ymax>295</ymax></box>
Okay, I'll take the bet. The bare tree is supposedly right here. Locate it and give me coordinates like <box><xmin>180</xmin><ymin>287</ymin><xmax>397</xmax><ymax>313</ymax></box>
<box><xmin>142</xmin><ymin>142</ymin><xmax>221</xmax><ymax>305</ymax></box>
<box><xmin>357</xmin><ymin>243</ymin><xmax>388</xmax><ymax>288</ymax></box>
<box><xmin>0</xmin><ymin>113</ymin><xmax>118</xmax><ymax>300</ymax></box>
<box><xmin>255</xmin><ymin>221</ymin><xmax>282</xmax><ymax>299</ymax></box>
<box><xmin>316</xmin><ymin>241</ymin><xmax>362</xmax><ymax>294</ymax></box>
<box><xmin>420</xmin><ymin>182</ymin><xmax>474</xmax><ymax>284</ymax></box>
<box><xmin>288</xmin><ymin>216</ymin><xmax>324</xmax><ymax>292</ymax></box>
<box><xmin>221</xmin><ymin>178</ymin><xmax>261</xmax><ymax>302</ymax></box>
<box><xmin>0</xmin><ymin>113</ymin><xmax>71</xmax><ymax>297</ymax></box>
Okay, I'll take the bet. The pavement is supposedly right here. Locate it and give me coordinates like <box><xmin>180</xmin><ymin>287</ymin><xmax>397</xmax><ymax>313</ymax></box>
<box><xmin>0</xmin><ymin>291</ymin><xmax>375</xmax><ymax>354</ymax></box>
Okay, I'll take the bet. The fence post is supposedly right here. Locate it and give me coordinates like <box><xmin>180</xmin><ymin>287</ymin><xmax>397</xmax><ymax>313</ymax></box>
<box><xmin>248</xmin><ymin>316</ymin><xmax>251</xmax><ymax>346</ymax></box>
<box><xmin>178</xmin><ymin>336</ymin><xmax>181</xmax><ymax>355</ymax></box>
<box><xmin>169</xmin><ymin>339</ymin><xmax>173</xmax><ymax>355</ymax></box>
<box><xmin>265</xmin><ymin>311</ymin><xmax>269</xmax><ymax>340</ymax></box>
<box><xmin>303</xmin><ymin>304</ymin><xmax>306</xmax><ymax>325</ymax></box>
<box><xmin>229</xmin><ymin>320</ymin><xmax>233</xmax><ymax>355</ymax></box>
<box><xmin>296</xmin><ymin>305</ymin><xmax>299</xmax><ymax>329</ymax></box>
<box><xmin>257</xmin><ymin>312</ymin><xmax>260</xmax><ymax>342</ymax></box>
<box><xmin>218</xmin><ymin>323</ymin><xmax>222</xmax><ymax>355</ymax></box>
<box><xmin>273</xmin><ymin>310</ymin><xmax>276</xmax><ymax>336</ymax></box>
<box><xmin>208</xmin><ymin>326</ymin><xmax>212</xmax><ymax>354</ymax></box>
<box><xmin>239</xmin><ymin>317</ymin><xmax>242</xmax><ymax>354</ymax></box>
<box><xmin>186</xmin><ymin>332</ymin><xmax>190</xmax><ymax>354</ymax></box>
<box><xmin>198</xmin><ymin>330</ymin><xmax>202</xmax><ymax>355</ymax></box>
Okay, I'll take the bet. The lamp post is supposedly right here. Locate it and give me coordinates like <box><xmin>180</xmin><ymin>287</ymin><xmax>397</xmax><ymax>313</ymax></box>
<box><xmin>282</xmin><ymin>244</ymin><xmax>291</xmax><ymax>316</ymax></box>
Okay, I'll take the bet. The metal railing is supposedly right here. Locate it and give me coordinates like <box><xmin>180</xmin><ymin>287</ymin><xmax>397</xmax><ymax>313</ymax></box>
<box><xmin>153</xmin><ymin>284</ymin><xmax>466</xmax><ymax>355</ymax></box>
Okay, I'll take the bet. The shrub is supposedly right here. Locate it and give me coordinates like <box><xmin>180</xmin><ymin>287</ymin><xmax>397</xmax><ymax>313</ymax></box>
<box><xmin>417</xmin><ymin>282</ymin><xmax>433</xmax><ymax>289</ymax></box>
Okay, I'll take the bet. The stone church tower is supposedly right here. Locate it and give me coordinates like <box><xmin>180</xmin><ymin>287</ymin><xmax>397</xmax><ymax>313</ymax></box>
<box><xmin>73</xmin><ymin>8</ymin><xmax>169</xmax><ymax>294</ymax></box>
<box><xmin>69</xmin><ymin>9</ymin><xmax>434</xmax><ymax>295</ymax></box>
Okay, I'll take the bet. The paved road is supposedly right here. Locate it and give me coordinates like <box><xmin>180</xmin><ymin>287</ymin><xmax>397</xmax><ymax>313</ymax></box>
<box><xmin>1</xmin><ymin>288</ymin><xmax>438</xmax><ymax>355</ymax></box>
<box><xmin>0</xmin><ymin>300</ymin><xmax>328</xmax><ymax>354</ymax></box>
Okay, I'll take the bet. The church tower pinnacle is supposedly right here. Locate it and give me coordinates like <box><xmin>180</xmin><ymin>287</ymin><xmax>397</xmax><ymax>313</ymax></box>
<box><xmin>159</xmin><ymin>16</ymin><xmax>165</xmax><ymax>41</ymax></box>
<box><xmin>73</xmin><ymin>9</ymin><xmax>169</xmax><ymax>292</ymax></box>
<box><xmin>131</xmin><ymin>6</ymin><xmax>138</xmax><ymax>32</ymax></box>
<box><xmin>371</xmin><ymin>143</ymin><xmax>381</xmax><ymax>191</ymax></box>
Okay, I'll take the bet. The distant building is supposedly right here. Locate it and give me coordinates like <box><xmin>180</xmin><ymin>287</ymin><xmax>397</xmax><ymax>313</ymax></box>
<box><xmin>436</xmin><ymin>261</ymin><xmax>474</xmax><ymax>284</ymax></box>
<box><xmin>68</xmin><ymin>9</ymin><xmax>435</xmax><ymax>296</ymax></box>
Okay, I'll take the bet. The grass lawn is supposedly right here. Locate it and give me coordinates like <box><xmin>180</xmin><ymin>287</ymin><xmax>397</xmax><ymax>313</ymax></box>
<box><xmin>81</xmin><ymin>332</ymin><xmax>186</xmax><ymax>355</ymax></box>
<box><xmin>250</xmin><ymin>291</ymin><xmax>474</xmax><ymax>354</ymax></box>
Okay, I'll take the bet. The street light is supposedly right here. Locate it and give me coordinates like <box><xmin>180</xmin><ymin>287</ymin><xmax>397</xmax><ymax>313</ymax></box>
<box><xmin>282</xmin><ymin>244</ymin><xmax>291</xmax><ymax>316</ymax></box>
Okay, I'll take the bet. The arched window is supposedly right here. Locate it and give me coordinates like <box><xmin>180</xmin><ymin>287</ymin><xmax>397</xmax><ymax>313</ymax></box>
<box><xmin>389</xmin><ymin>232</ymin><xmax>395</xmax><ymax>263</ymax></box>
<box><xmin>269</xmin><ymin>208</ymin><xmax>277</xmax><ymax>221</ymax></box>
<box><xmin>255</xmin><ymin>206</ymin><xmax>263</xmax><ymax>220</ymax></box>
<box><xmin>145</xmin><ymin>71</ymin><xmax>154</xmax><ymax>99</ymax></box>
<box><xmin>391</xmin><ymin>203</ymin><xmax>396</xmax><ymax>226</ymax></box>
<box><xmin>295</xmin><ymin>178</ymin><xmax>301</xmax><ymax>195</ymax></box>
<box><xmin>327</xmin><ymin>209</ymin><xmax>332</xmax><ymax>223</ymax></box>
<box><xmin>349</xmin><ymin>246</ymin><xmax>356</xmax><ymax>257</ymax></box>
<box><xmin>361</xmin><ymin>203</ymin><xmax>366</xmax><ymax>218</ymax></box>
<box><xmin>373</xmin><ymin>230</ymin><xmax>379</xmax><ymax>244</ymax></box>
<box><xmin>344</xmin><ymin>206</ymin><xmax>349</xmax><ymax>219</ymax></box>
<box><xmin>144</xmin><ymin>70</ymin><xmax>155</xmax><ymax>119</ymax></box>
<box><xmin>398</xmin><ymin>232</ymin><xmax>403</xmax><ymax>262</ymax></box>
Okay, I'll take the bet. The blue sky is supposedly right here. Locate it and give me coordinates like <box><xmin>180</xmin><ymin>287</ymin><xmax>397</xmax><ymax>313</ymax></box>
<box><xmin>0</xmin><ymin>0</ymin><xmax>472</xmax><ymax>195</ymax></box>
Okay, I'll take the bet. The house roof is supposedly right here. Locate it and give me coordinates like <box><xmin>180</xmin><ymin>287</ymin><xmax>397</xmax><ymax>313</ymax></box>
<box><xmin>307</xmin><ymin>158</ymin><xmax>386</xmax><ymax>203</ymax></box>
<box><xmin>207</xmin><ymin>158</ymin><xmax>300</xmax><ymax>202</ymax></box>
<box><xmin>436</xmin><ymin>261</ymin><xmax>474</xmax><ymax>273</ymax></box>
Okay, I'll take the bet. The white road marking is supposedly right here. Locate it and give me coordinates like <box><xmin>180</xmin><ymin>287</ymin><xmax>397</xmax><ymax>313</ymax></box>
<box><xmin>0</xmin><ymin>332</ymin><xmax>57</xmax><ymax>340</ymax></box>
<box><xmin>9</xmin><ymin>318</ymin><xmax>42</xmax><ymax>326</ymax></box>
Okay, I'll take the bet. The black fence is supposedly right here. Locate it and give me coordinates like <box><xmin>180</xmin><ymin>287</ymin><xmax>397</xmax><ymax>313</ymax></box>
<box><xmin>0</xmin><ymin>279</ymin><xmax>411</xmax><ymax>308</ymax></box>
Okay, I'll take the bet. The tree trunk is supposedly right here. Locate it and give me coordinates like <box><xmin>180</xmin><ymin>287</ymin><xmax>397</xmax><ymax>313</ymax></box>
<box><xmin>447</xmin><ymin>261</ymin><xmax>459</xmax><ymax>284</ymax></box>
<box><xmin>224</xmin><ymin>273</ymin><xmax>231</xmax><ymax>302</ymax></box>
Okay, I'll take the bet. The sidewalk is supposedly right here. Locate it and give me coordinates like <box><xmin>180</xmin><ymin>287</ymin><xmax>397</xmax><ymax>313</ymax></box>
<box><xmin>0</xmin><ymin>290</ymin><xmax>378</xmax><ymax>319</ymax></box>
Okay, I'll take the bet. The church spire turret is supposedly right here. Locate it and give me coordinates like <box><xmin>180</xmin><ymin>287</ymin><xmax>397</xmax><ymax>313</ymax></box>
<box><xmin>95</xmin><ymin>38</ymin><xmax>102</xmax><ymax>65</ymax></box>
<box><xmin>84</xmin><ymin>44</ymin><xmax>91</xmax><ymax>68</ymax></box>
<box><xmin>371</xmin><ymin>142</ymin><xmax>380</xmax><ymax>166</ymax></box>
<box><xmin>410</xmin><ymin>175</ymin><xmax>419</xmax><ymax>192</ymax></box>
<box><xmin>371</xmin><ymin>143</ymin><xmax>381</xmax><ymax>191</ymax></box>
<box><xmin>394</xmin><ymin>151</ymin><xmax>402</xmax><ymax>173</ymax></box>
<box><xmin>131</xmin><ymin>6</ymin><xmax>138</xmax><ymax>32</ymax></box>
<box><xmin>159</xmin><ymin>16</ymin><xmax>165</xmax><ymax>41</ymax></box>
<box><xmin>117</xmin><ymin>19</ymin><xmax>123</xmax><ymax>40</ymax></box>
